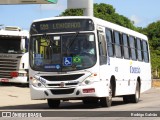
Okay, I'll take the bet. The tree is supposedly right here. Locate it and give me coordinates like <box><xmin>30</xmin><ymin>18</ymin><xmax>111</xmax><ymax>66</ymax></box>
<box><xmin>60</xmin><ymin>3</ymin><xmax>137</xmax><ymax>30</ymax></box>
<box><xmin>60</xmin><ymin>9</ymin><xmax>83</xmax><ymax>16</ymax></box>
<box><xmin>140</xmin><ymin>21</ymin><xmax>160</xmax><ymax>78</ymax></box>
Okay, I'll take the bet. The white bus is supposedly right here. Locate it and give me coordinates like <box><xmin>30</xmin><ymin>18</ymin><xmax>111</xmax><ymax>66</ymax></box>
<box><xmin>0</xmin><ymin>26</ymin><xmax>29</xmax><ymax>84</ymax></box>
<box><xmin>29</xmin><ymin>16</ymin><xmax>151</xmax><ymax>108</ymax></box>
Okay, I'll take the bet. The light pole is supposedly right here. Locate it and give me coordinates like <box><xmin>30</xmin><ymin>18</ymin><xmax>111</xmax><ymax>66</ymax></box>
<box><xmin>67</xmin><ymin>0</ymin><xmax>93</xmax><ymax>16</ymax></box>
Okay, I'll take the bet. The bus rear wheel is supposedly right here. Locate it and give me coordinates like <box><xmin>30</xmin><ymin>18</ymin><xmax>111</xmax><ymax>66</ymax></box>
<box><xmin>123</xmin><ymin>82</ymin><xmax>140</xmax><ymax>103</ymax></box>
<box><xmin>47</xmin><ymin>99</ymin><xmax>60</xmax><ymax>108</ymax></box>
<box><xmin>131</xmin><ymin>81</ymin><xmax>140</xmax><ymax>103</ymax></box>
<box><xmin>100</xmin><ymin>85</ymin><xmax>112</xmax><ymax>107</ymax></box>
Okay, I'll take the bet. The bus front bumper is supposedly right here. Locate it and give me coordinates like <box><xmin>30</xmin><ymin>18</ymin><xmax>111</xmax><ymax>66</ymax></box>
<box><xmin>30</xmin><ymin>81</ymin><xmax>110</xmax><ymax>100</ymax></box>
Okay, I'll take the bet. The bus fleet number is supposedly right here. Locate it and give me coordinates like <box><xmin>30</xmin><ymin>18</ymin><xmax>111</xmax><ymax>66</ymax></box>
<box><xmin>40</xmin><ymin>24</ymin><xmax>49</xmax><ymax>30</ymax></box>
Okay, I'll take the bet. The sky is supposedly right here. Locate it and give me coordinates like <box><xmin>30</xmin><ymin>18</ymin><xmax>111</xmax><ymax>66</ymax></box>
<box><xmin>0</xmin><ymin>0</ymin><xmax>160</xmax><ymax>30</ymax></box>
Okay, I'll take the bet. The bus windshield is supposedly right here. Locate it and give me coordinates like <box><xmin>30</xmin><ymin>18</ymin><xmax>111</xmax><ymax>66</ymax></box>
<box><xmin>30</xmin><ymin>33</ymin><xmax>97</xmax><ymax>72</ymax></box>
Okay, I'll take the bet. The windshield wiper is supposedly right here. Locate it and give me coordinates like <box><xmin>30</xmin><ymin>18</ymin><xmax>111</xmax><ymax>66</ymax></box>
<box><xmin>67</xmin><ymin>31</ymin><xmax>79</xmax><ymax>50</ymax></box>
<box><xmin>31</xmin><ymin>25</ymin><xmax>38</xmax><ymax>34</ymax></box>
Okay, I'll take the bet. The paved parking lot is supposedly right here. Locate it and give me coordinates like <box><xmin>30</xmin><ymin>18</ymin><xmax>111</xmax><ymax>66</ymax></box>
<box><xmin>0</xmin><ymin>83</ymin><xmax>46</xmax><ymax>108</ymax></box>
<box><xmin>0</xmin><ymin>83</ymin><xmax>160</xmax><ymax>111</ymax></box>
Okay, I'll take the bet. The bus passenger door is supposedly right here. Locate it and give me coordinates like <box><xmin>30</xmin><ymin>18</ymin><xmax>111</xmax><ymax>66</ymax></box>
<box><xmin>97</xmin><ymin>31</ymin><xmax>108</xmax><ymax>82</ymax></box>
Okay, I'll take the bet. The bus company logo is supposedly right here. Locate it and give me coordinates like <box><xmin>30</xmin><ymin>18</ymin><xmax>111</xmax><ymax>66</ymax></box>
<box><xmin>0</xmin><ymin>54</ymin><xmax>12</xmax><ymax>58</ymax></box>
<box><xmin>60</xmin><ymin>82</ymin><xmax>65</xmax><ymax>87</ymax></box>
<box><xmin>130</xmin><ymin>66</ymin><xmax>141</xmax><ymax>74</ymax></box>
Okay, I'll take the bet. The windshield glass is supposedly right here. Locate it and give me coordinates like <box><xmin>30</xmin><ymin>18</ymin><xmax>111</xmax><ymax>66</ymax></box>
<box><xmin>0</xmin><ymin>36</ymin><xmax>23</xmax><ymax>54</ymax></box>
<box><xmin>30</xmin><ymin>33</ymin><xmax>97</xmax><ymax>72</ymax></box>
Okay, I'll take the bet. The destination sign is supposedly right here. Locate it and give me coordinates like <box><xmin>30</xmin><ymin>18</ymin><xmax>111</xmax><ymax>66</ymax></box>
<box><xmin>30</xmin><ymin>19</ymin><xmax>94</xmax><ymax>34</ymax></box>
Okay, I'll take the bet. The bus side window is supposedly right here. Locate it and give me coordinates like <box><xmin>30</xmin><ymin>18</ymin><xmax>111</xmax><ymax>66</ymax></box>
<box><xmin>129</xmin><ymin>36</ymin><xmax>137</xmax><ymax>61</ymax></box>
<box><xmin>114</xmin><ymin>31</ymin><xmax>122</xmax><ymax>58</ymax></box>
<box><xmin>105</xmin><ymin>28</ymin><xmax>114</xmax><ymax>57</ymax></box>
<box><xmin>142</xmin><ymin>40</ymin><xmax>149</xmax><ymax>62</ymax></box>
<box><xmin>122</xmin><ymin>34</ymin><xmax>130</xmax><ymax>59</ymax></box>
<box><xmin>136</xmin><ymin>38</ymin><xmax>143</xmax><ymax>61</ymax></box>
<box><xmin>98</xmin><ymin>31</ymin><xmax>107</xmax><ymax>65</ymax></box>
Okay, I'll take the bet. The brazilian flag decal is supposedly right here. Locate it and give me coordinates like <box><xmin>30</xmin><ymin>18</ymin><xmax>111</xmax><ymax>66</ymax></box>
<box><xmin>73</xmin><ymin>56</ymin><xmax>82</xmax><ymax>64</ymax></box>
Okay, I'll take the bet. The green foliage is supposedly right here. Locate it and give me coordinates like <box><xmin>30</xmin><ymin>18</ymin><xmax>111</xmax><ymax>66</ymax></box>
<box><xmin>60</xmin><ymin>9</ymin><xmax>83</xmax><ymax>16</ymax></box>
<box><xmin>140</xmin><ymin>21</ymin><xmax>160</xmax><ymax>78</ymax></box>
<box><xmin>146</xmin><ymin>21</ymin><xmax>160</xmax><ymax>39</ymax></box>
<box><xmin>94</xmin><ymin>3</ymin><xmax>115</xmax><ymax>16</ymax></box>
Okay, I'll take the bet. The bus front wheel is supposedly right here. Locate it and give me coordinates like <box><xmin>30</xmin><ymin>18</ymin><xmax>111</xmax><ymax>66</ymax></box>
<box><xmin>100</xmin><ymin>85</ymin><xmax>112</xmax><ymax>107</ymax></box>
<box><xmin>47</xmin><ymin>99</ymin><xmax>60</xmax><ymax>108</ymax></box>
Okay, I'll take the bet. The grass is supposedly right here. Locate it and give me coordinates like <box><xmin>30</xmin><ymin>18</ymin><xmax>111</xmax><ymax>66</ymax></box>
<box><xmin>152</xmin><ymin>80</ymin><xmax>160</xmax><ymax>87</ymax></box>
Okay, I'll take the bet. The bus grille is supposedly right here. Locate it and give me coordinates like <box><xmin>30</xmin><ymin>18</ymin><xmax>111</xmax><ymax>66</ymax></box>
<box><xmin>47</xmin><ymin>82</ymin><xmax>78</xmax><ymax>87</ymax></box>
<box><xmin>50</xmin><ymin>88</ymin><xmax>75</xmax><ymax>95</ymax></box>
<box><xmin>0</xmin><ymin>59</ymin><xmax>18</xmax><ymax>78</ymax></box>
<box><xmin>41</xmin><ymin>74</ymin><xmax>84</xmax><ymax>81</ymax></box>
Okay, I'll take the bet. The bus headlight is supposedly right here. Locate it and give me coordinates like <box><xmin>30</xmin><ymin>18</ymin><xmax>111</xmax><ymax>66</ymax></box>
<box><xmin>30</xmin><ymin>76</ymin><xmax>45</xmax><ymax>88</ymax></box>
<box><xmin>80</xmin><ymin>73</ymin><xmax>97</xmax><ymax>86</ymax></box>
<box><xmin>84</xmin><ymin>80</ymin><xmax>94</xmax><ymax>85</ymax></box>
<box><xmin>80</xmin><ymin>78</ymin><xmax>94</xmax><ymax>86</ymax></box>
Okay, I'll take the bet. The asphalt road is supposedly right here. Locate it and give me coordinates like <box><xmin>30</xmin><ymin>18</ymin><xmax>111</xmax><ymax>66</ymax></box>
<box><xmin>0</xmin><ymin>83</ymin><xmax>160</xmax><ymax>120</ymax></box>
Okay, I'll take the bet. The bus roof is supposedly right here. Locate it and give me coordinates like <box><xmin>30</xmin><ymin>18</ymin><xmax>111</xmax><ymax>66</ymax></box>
<box><xmin>93</xmin><ymin>17</ymin><xmax>148</xmax><ymax>40</ymax></box>
<box><xmin>32</xmin><ymin>16</ymin><xmax>148</xmax><ymax>40</ymax></box>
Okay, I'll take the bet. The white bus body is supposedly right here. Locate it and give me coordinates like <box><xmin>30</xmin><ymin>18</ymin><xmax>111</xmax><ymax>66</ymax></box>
<box><xmin>0</xmin><ymin>26</ymin><xmax>29</xmax><ymax>83</ymax></box>
<box><xmin>29</xmin><ymin>16</ymin><xmax>151</xmax><ymax>108</ymax></box>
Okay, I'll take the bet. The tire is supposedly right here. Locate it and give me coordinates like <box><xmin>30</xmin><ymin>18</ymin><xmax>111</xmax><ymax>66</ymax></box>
<box><xmin>47</xmin><ymin>99</ymin><xmax>60</xmax><ymax>108</ymax></box>
<box><xmin>131</xmin><ymin>81</ymin><xmax>140</xmax><ymax>103</ymax></box>
<box><xmin>123</xmin><ymin>82</ymin><xmax>140</xmax><ymax>103</ymax></box>
<box><xmin>100</xmin><ymin>85</ymin><xmax>112</xmax><ymax>107</ymax></box>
